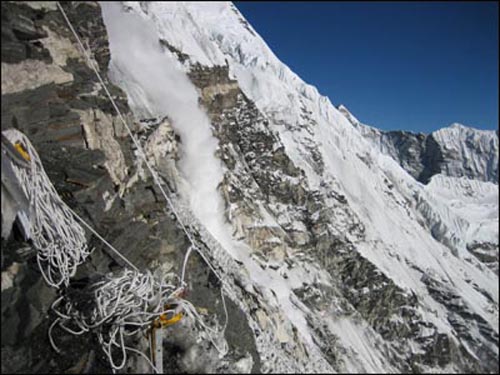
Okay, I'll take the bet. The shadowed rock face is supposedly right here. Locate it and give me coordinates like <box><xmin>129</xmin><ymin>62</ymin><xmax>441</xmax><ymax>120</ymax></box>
<box><xmin>418</xmin><ymin>133</ymin><xmax>445</xmax><ymax>184</ymax></box>
<box><xmin>358</xmin><ymin>129</ymin><xmax>445</xmax><ymax>184</ymax></box>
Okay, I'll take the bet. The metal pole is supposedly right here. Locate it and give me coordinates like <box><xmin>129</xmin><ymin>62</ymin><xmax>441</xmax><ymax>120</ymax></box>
<box><xmin>154</xmin><ymin>328</ymin><xmax>163</xmax><ymax>373</ymax></box>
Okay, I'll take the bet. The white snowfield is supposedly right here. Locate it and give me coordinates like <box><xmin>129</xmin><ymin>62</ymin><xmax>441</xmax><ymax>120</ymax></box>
<box><xmin>101</xmin><ymin>1</ymin><xmax>498</xmax><ymax>372</ymax></box>
<box><xmin>433</xmin><ymin>123</ymin><xmax>499</xmax><ymax>183</ymax></box>
<box><xmin>426</xmin><ymin>175</ymin><xmax>498</xmax><ymax>247</ymax></box>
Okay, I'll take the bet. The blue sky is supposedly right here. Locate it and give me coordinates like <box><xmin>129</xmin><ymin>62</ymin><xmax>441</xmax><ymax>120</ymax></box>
<box><xmin>234</xmin><ymin>2</ymin><xmax>499</xmax><ymax>133</ymax></box>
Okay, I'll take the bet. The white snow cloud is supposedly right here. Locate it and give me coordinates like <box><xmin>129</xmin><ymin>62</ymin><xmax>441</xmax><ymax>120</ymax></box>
<box><xmin>101</xmin><ymin>2</ymin><xmax>227</xmax><ymax>240</ymax></box>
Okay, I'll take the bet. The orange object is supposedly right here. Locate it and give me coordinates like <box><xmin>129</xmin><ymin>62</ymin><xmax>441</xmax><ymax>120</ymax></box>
<box><xmin>14</xmin><ymin>142</ymin><xmax>30</xmax><ymax>161</ymax></box>
<box><xmin>159</xmin><ymin>312</ymin><xmax>183</xmax><ymax>326</ymax></box>
<box><xmin>153</xmin><ymin>302</ymin><xmax>184</xmax><ymax>328</ymax></box>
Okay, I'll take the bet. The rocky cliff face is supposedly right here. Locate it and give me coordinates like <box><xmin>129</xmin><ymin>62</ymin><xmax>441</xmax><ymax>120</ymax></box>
<box><xmin>2</xmin><ymin>2</ymin><xmax>256</xmax><ymax>373</ymax></box>
<box><xmin>2</xmin><ymin>2</ymin><xmax>498</xmax><ymax>374</ymax></box>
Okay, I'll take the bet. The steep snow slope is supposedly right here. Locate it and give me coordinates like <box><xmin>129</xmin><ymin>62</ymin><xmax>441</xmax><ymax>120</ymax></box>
<box><xmin>425</xmin><ymin>174</ymin><xmax>499</xmax><ymax>273</ymax></box>
<box><xmin>101</xmin><ymin>2</ymin><xmax>498</xmax><ymax>373</ymax></box>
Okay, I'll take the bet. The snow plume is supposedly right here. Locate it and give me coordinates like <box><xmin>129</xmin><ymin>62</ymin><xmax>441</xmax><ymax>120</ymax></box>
<box><xmin>101</xmin><ymin>2</ymin><xmax>227</xmax><ymax>241</ymax></box>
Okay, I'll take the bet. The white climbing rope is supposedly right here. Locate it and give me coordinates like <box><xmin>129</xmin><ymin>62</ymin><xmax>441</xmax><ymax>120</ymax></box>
<box><xmin>49</xmin><ymin>269</ymin><xmax>176</xmax><ymax>372</ymax></box>
<box><xmin>2</xmin><ymin>129</ymin><xmax>90</xmax><ymax>288</ymax></box>
<box><xmin>55</xmin><ymin>2</ymin><xmax>194</xmax><ymax>248</ymax></box>
<box><xmin>69</xmin><ymin>208</ymin><xmax>139</xmax><ymax>272</ymax></box>
<box><xmin>3</xmin><ymin>128</ymin><xmax>138</xmax><ymax>278</ymax></box>
<box><xmin>49</xmin><ymin>269</ymin><xmax>228</xmax><ymax>373</ymax></box>
<box><xmin>3</xmin><ymin>126</ymin><xmax>229</xmax><ymax>371</ymax></box>
<box><xmin>180</xmin><ymin>245</ymin><xmax>193</xmax><ymax>287</ymax></box>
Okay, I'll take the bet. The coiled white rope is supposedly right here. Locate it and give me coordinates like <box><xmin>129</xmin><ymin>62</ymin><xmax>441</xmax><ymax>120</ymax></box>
<box><xmin>49</xmin><ymin>269</ymin><xmax>228</xmax><ymax>373</ymax></box>
<box><xmin>3</xmin><ymin>126</ymin><xmax>229</xmax><ymax>371</ymax></box>
<box><xmin>49</xmin><ymin>269</ymin><xmax>177</xmax><ymax>372</ymax></box>
<box><xmin>3</xmin><ymin>129</ymin><xmax>90</xmax><ymax>288</ymax></box>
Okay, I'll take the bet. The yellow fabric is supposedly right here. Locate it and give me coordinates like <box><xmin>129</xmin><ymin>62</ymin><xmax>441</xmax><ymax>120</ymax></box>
<box><xmin>14</xmin><ymin>142</ymin><xmax>30</xmax><ymax>161</ymax></box>
<box><xmin>159</xmin><ymin>312</ymin><xmax>183</xmax><ymax>327</ymax></box>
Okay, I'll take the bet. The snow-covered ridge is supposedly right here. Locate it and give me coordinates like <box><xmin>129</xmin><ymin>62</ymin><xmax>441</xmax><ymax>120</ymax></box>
<box><xmin>2</xmin><ymin>0</ymin><xmax>497</xmax><ymax>372</ymax></box>
<box><xmin>121</xmin><ymin>1</ymin><xmax>343</xmax><ymax>125</ymax></box>
<box><xmin>340</xmin><ymin>105</ymin><xmax>499</xmax><ymax>184</ymax></box>
<box><xmin>433</xmin><ymin>122</ymin><xmax>499</xmax><ymax>183</ymax></box>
